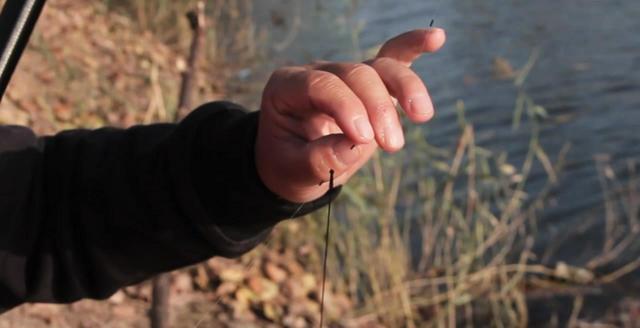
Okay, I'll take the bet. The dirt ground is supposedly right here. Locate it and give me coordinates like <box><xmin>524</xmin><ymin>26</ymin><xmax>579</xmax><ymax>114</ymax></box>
<box><xmin>0</xmin><ymin>1</ymin><xmax>354</xmax><ymax>327</ymax></box>
<box><xmin>2</xmin><ymin>1</ymin><xmax>640</xmax><ymax>327</ymax></box>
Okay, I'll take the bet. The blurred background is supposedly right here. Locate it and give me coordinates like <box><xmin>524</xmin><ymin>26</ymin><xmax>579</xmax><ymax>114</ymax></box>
<box><xmin>1</xmin><ymin>0</ymin><xmax>639</xmax><ymax>327</ymax></box>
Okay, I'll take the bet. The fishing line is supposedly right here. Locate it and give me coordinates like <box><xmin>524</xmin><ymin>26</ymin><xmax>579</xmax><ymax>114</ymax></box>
<box><xmin>202</xmin><ymin>19</ymin><xmax>437</xmax><ymax>327</ymax></box>
<box><xmin>319</xmin><ymin>169</ymin><xmax>334</xmax><ymax>328</ymax></box>
<box><xmin>318</xmin><ymin>18</ymin><xmax>434</xmax><ymax>324</ymax></box>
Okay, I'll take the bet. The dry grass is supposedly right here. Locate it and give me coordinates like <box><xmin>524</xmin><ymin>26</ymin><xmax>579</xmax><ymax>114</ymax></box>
<box><xmin>2</xmin><ymin>0</ymin><xmax>262</xmax><ymax>135</ymax></box>
<box><xmin>105</xmin><ymin>0</ymin><xmax>259</xmax><ymax>64</ymax></box>
<box><xmin>276</xmin><ymin>48</ymin><xmax>640</xmax><ymax>326</ymax></box>
<box><xmin>3</xmin><ymin>0</ymin><xmax>639</xmax><ymax>326</ymax></box>
<box><xmin>289</xmin><ymin>109</ymin><xmax>566</xmax><ymax>326</ymax></box>
<box><xmin>113</xmin><ymin>3</ymin><xmax>640</xmax><ymax>325</ymax></box>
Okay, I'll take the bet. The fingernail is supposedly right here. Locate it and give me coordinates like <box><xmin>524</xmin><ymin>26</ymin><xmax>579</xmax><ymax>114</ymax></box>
<box><xmin>354</xmin><ymin>116</ymin><xmax>374</xmax><ymax>141</ymax></box>
<box><xmin>335</xmin><ymin>140</ymin><xmax>360</xmax><ymax>165</ymax></box>
<box><xmin>386</xmin><ymin>127</ymin><xmax>404</xmax><ymax>150</ymax></box>
<box><xmin>409</xmin><ymin>95</ymin><xmax>433</xmax><ymax>117</ymax></box>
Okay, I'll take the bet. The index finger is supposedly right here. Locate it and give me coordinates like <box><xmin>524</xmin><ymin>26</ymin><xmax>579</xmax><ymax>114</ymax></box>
<box><xmin>376</xmin><ymin>28</ymin><xmax>446</xmax><ymax>67</ymax></box>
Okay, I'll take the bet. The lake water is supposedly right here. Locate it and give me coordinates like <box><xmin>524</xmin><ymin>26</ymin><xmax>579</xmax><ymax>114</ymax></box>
<box><xmin>254</xmin><ymin>0</ymin><xmax>640</xmax><ymax>257</ymax></box>
<box><xmin>253</xmin><ymin>0</ymin><xmax>640</xmax><ymax>320</ymax></box>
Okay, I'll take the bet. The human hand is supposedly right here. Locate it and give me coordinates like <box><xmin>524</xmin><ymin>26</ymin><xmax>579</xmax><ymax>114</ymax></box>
<box><xmin>255</xmin><ymin>28</ymin><xmax>446</xmax><ymax>203</ymax></box>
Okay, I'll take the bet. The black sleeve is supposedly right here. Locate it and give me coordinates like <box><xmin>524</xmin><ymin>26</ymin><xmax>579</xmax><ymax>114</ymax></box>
<box><xmin>0</xmin><ymin>101</ymin><xmax>338</xmax><ymax>312</ymax></box>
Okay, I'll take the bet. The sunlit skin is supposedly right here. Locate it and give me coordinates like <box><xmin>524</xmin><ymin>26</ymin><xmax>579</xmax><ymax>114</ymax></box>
<box><xmin>255</xmin><ymin>28</ymin><xmax>447</xmax><ymax>203</ymax></box>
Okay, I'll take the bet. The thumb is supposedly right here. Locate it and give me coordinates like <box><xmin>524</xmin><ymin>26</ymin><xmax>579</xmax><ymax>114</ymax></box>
<box><xmin>256</xmin><ymin>132</ymin><xmax>376</xmax><ymax>203</ymax></box>
<box><xmin>305</xmin><ymin>134</ymin><xmax>363</xmax><ymax>184</ymax></box>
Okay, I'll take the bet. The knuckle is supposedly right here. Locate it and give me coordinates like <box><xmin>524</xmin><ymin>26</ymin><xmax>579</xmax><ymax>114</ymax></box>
<box><xmin>266</xmin><ymin>66</ymin><xmax>300</xmax><ymax>91</ymax></box>
<box><xmin>398</xmin><ymin>70</ymin><xmax>419</xmax><ymax>83</ymax></box>
<box><xmin>306</xmin><ymin>71</ymin><xmax>353</xmax><ymax>113</ymax></box>
<box><xmin>370</xmin><ymin>57</ymin><xmax>395</xmax><ymax>68</ymax></box>
<box><xmin>306</xmin><ymin>70</ymin><xmax>340</xmax><ymax>91</ymax></box>
<box><xmin>371</xmin><ymin>101</ymin><xmax>393</xmax><ymax>115</ymax></box>
<box><xmin>344</xmin><ymin>63</ymin><xmax>376</xmax><ymax>80</ymax></box>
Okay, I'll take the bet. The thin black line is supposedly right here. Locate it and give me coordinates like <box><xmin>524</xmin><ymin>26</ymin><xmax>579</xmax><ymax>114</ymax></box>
<box><xmin>319</xmin><ymin>169</ymin><xmax>334</xmax><ymax>328</ymax></box>
<box><xmin>0</xmin><ymin>0</ymin><xmax>47</xmax><ymax>101</ymax></box>
<box><xmin>430</xmin><ymin>19</ymin><xmax>434</xmax><ymax>27</ymax></box>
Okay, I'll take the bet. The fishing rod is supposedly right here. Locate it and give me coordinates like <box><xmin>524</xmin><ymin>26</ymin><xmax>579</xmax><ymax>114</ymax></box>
<box><xmin>0</xmin><ymin>0</ymin><xmax>47</xmax><ymax>103</ymax></box>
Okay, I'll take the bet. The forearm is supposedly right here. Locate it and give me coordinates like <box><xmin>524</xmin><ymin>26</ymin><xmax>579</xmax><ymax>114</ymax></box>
<box><xmin>0</xmin><ymin>101</ymin><xmax>337</xmax><ymax>311</ymax></box>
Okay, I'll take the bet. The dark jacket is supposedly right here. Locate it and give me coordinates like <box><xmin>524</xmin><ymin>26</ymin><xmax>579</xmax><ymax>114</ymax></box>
<box><xmin>0</xmin><ymin>101</ymin><xmax>336</xmax><ymax>313</ymax></box>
